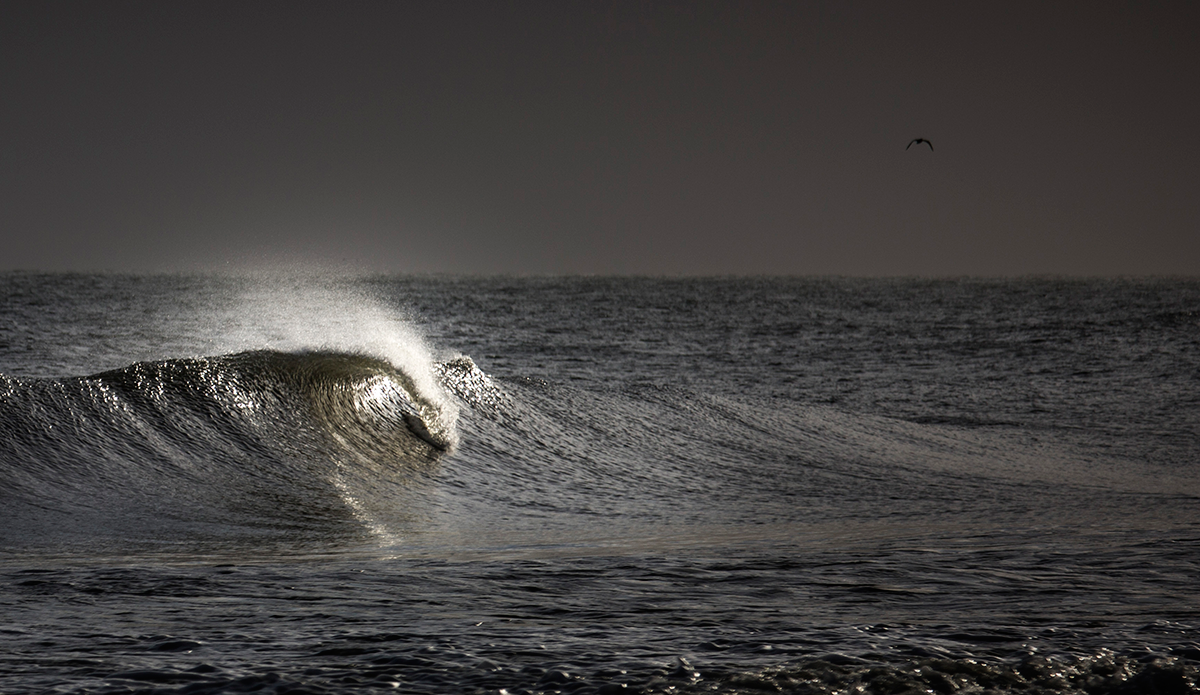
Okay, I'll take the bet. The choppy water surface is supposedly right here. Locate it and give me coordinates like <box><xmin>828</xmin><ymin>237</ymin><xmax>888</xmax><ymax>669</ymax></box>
<box><xmin>2</xmin><ymin>274</ymin><xmax>1198</xmax><ymax>693</ymax></box>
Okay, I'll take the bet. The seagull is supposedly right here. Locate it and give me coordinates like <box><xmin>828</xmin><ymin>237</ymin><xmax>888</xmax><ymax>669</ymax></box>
<box><xmin>907</xmin><ymin>138</ymin><xmax>933</xmax><ymax>151</ymax></box>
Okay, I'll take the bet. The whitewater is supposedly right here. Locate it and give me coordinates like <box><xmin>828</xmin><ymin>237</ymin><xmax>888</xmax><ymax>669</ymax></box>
<box><xmin>1</xmin><ymin>273</ymin><xmax>1198</xmax><ymax>694</ymax></box>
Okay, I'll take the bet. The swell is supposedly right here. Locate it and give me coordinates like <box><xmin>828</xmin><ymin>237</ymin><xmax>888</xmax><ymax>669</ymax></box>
<box><xmin>412</xmin><ymin>361</ymin><xmax>1199</xmax><ymax>559</ymax></box>
<box><xmin>0</xmin><ymin>350</ymin><xmax>456</xmax><ymax>551</ymax></box>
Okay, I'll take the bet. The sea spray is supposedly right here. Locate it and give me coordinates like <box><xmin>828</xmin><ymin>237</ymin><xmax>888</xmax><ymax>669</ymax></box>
<box><xmin>222</xmin><ymin>274</ymin><xmax>459</xmax><ymax>447</ymax></box>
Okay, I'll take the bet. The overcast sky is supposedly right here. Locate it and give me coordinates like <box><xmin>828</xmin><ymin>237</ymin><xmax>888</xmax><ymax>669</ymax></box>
<box><xmin>2</xmin><ymin>1</ymin><xmax>1198</xmax><ymax>275</ymax></box>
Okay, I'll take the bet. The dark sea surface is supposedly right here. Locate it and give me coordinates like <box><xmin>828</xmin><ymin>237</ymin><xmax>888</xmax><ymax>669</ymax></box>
<box><xmin>2</xmin><ymin>273</ymin><xmax>1199</xmax><ymax>694</ymax></box>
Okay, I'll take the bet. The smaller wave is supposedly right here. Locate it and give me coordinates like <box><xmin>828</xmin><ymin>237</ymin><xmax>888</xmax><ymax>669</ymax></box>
<box><xmin>434</xmin><ymin>355</ymin><xmax>510</xmax><ymax>414</ymax></box>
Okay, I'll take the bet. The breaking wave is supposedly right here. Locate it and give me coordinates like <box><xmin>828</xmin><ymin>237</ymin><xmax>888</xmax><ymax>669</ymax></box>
<box><xmin>0</xmin><ymin>350</ymin><xmax>461</xmax><ymax>552</ymax></box>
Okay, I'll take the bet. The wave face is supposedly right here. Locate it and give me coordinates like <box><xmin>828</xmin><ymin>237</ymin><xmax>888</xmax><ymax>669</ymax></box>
<box><xmin>0</xmin><ymin>349</ymin><xmax>455</xmax><ymax>553</ymax></box>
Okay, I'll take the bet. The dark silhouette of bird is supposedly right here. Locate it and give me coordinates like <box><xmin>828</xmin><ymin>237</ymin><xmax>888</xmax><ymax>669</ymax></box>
<box><xmin>907</xmin><ymin>138</ymin><xmax>933</xmax><ymax>151</ymax></box>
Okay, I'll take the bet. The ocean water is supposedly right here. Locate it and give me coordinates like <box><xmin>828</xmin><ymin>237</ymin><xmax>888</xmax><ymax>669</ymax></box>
<box><xmin>1</xmin><ymin>273</ymin><xmax>1198</xmax><ymax>694</ymax></box>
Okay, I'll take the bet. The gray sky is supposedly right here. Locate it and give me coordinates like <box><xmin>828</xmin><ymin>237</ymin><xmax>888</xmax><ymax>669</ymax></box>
<box><xmin>2</xmin><ymin>1</ymin><xmax>1198</xmax><ymax>275</ymax></box>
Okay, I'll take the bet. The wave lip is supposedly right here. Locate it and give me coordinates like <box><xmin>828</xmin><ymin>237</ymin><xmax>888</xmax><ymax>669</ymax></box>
<box><xmin>273</xmin><ymin>349</ymin><xmax>458</xmax><ymax>454</ymax></box>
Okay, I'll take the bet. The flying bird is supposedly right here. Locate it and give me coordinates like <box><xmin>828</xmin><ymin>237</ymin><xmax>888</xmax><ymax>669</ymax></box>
<box><xmin>907</xmin><ymin>138</ymin><xmax>933</xmax><ymax>151</ymax></box>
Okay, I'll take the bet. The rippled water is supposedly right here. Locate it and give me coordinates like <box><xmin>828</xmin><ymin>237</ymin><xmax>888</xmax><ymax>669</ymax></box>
<box><xmin>1</xmin><ymin>273</ymin><xmax>1198</xmax><ymax>693</ymax></box>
